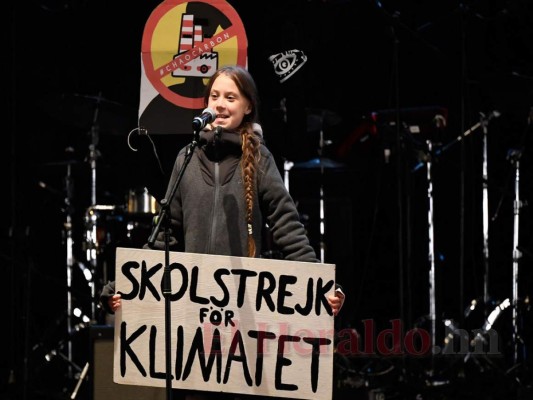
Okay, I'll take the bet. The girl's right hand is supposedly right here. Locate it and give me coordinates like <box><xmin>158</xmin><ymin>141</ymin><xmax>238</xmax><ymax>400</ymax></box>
<box><xmin>109</xmin><ymin>294</ymin><xmax>122</xmax><ymax>312</ymax></box>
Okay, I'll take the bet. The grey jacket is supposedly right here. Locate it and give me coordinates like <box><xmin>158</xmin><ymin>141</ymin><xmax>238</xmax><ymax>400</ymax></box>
<box><xmin>154</xmin><ymin>125</ymin><xmax>318</xmax><ymax>261</ymax></box>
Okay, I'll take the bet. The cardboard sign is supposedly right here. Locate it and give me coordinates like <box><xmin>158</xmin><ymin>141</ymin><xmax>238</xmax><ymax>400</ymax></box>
<box><xmin>113</xmin><ymin>247</ymin><xmax>336</xmax><ymax>399</ymax></box>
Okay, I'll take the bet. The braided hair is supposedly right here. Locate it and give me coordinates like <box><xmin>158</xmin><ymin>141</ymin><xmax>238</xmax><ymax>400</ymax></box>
<box><xmin>204</xmin><ymin>66</ymin><xmax>261</xmax><ymax>257</ymax></box>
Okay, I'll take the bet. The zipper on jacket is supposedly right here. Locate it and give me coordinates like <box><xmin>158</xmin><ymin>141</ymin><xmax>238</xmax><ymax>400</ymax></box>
<box><xmin>207</xmin><ymin>162</ymin><xmax>220</xmax><ymax>253</ymax></box>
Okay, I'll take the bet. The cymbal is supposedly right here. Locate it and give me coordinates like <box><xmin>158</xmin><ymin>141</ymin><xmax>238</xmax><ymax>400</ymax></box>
<box><xmin>293</xmin><ymin>157</ymin><xmax>345</xmax><ymax>169</ymax></box>
<box><xmin>306</xmin><ymin>108</ymin><xmax>342</xmax><ymax>132</ymax></box>
<box><xmin>71</xmin><ymin>93</ymin><xmax>123</xmax><ymax>106</ymax></box>
<box><xmin>40</xmin><ymin>92</ymin><xmax>137</xmax><ymax>135</ymax></box>
<box><xmin>41</xmin><ymin>159</ymin><xmax>82</xmax><ymax>167</ymax></box>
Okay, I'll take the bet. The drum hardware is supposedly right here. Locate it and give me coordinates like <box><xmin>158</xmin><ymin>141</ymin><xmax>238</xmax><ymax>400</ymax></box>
<box><xmin>83</xmin><ymin>205</ymin><xmax>118</xmax><ymax>296</ymax></box>
<box><xmin>36</xmin><ymin>95</ymin><xmax>141</xmax><ymax>391</ymax></box>
<box><xmin>464</xmin><ymin>297</ymin><xmax>480</xmax><ymax>319</ymax></box>
<box><xmin>305</xmin><ymin>108</ymin><xmax>341</xmax><ymax>134</ymax></box>
<box><xmin>84</xmin><ymin>205</ymin><xmax>117</xmax><ymax>258</ymax></box>
<box><xmin>33</xmin><ymin>306</ymin><xmax>92</xmax><ymax>399</ymax></box>
<box><xmin>283</xmin><ymin>159</ymin><xmax>293</xmax><ymax>191</ymax></box>
<box><xmin>289</xmin><ymin>108</ymin><xmax>344</xmax><ymax>263</ymax></box>
<box><xmin>63</xmin><ymin>156</ymin><xmax>76</xmax><ymax>379</ymax></box>
<box><xmin>34</xmin><ymin>150</ymin><xmax>96</xmax><ymax>386</ymax></box>
<box><xmin>293</xmin><ymin>157</ymin><xmax>345</xmax><ymax>170</ymax></box>
<box><xmin>81</xmin><ymin>92</ymin><xmax>113</xmax><ymax>323</ymax></box>
<box><xmin>461</xmin><ymin>298</ymin><xmax>511</xmax><ymax>374</ymax></box>
<box><xmin>31</xmin><ymin>308</ymin><xmax>91</xmax><ymax>391</ymax></box>
<box><xmin>413</xmin><ymin>112</ymin><xmax>500</xmax><ymax>365</ymax></box>
<box><xmin>480</xmin><ymin>113</ymin><xmax>491</xmax><ymax>308</ymax></box>
<box><xmin>70</xmin><ymin>361</ymin><xmax>90</xmax><ymax>400</ymax></box>
<box><xmin>83</xmin><ymin>202</ymin><xmax>158</xmax><ymax>310</ymax></box>
<box><xmin>282</xmin><ymin>160</ymin><xmax>311</xmax><ymax>230</ymax></box>
<box><xmin>421</xmin><ymin>139</ymin><xmax>437</xmax><ymax>357</ymax></box>
<box><xmin>75</xmin><ymin>261</ymin><xmax>93</xmax><ymax>285</ymax></box>
<box><xmin>440</xmin><ymin>299</ymin><xmax>510</xmax><ymax>378</ymax></box>
<box><xmin>442</xmin><ymin>318</ymin><xmax>469</xmax><ymax>355</ymax></box>
<box><xmin>126</xmin><ymin>186</ymin><xmax>160</xmax><ymax>214</ymax></box>
<box><xmin>468</xmin><ymin>298</ymin><xmax>511</xmax><ymax>349</ymax></box>
<box><xmin>508</xmin><ymin>148</ymin><xmax>524</xmax><ymax>364</ymax></box>
<box><xmin>462</xmin><ymin>145</ymin><xmax>530</xmax><ymax>371</ymax></box>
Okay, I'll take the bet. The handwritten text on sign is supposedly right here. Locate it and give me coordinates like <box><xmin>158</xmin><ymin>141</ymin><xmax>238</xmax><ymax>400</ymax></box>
<box><xmin>113</xmin><ymin>248</ymin><xmax>336</xmax><ymax>399</ymax></box>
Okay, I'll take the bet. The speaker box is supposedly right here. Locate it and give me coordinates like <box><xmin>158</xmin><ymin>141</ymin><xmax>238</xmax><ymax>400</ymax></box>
<box><xmin>91</xmin><ymin>325</ymin><xmax>166</xmax><ymax>400</ymax></box>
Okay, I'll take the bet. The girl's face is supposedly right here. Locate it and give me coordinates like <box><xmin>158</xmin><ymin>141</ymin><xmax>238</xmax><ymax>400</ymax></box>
<box><xmin>207</xmin><ymin>73</ymin><xmax>251</xmax><ymax>131</ymax></box>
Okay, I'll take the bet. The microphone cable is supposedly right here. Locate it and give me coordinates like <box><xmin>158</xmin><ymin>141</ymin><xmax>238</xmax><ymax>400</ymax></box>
<box><xmin>127</xmin><ymin>127</ymin><xmax>165</xmax><ymax>175</ymax></box>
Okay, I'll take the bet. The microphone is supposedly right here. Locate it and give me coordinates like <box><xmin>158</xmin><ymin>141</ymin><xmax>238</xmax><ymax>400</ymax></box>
<box><xmin>192</xmin><ymin>108</ymin><xmax>216</xmax><ymax>131</ymax></box>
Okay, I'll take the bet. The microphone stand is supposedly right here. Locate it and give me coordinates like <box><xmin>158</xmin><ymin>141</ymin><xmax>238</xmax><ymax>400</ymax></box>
<box><xmin>147</xmin><ymin>126</ymin><xmax>201</xmax><ymax>400</ymax></box>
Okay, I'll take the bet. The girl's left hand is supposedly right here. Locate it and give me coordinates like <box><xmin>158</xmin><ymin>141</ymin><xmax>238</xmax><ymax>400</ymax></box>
<box><xmin>328</xmin><ymin>290</ymin><xmax>345</xmax><ymax>317</ymax></box>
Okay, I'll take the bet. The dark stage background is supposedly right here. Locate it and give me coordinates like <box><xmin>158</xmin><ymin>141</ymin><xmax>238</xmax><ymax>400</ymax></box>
<box><xmin>5</xmin><ymin>0</ymin><xmax>533</xmax><ymax>399</ymax></box>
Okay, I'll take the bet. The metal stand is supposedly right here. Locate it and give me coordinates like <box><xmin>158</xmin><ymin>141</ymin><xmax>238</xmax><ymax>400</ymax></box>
<box><xmin>32</xmin><ymin>155</ymin><xmax>93</xmax><ymax>388</ymax></box>
<box><xmin>424</xmin><ymin>140</ymin><xmax>437</xmax><ymax>354</ymax></box>
<box><xmin>283</xmin><ymin>159</ymin><xmax>293</xmax><ymax>192</ymax></box>
<box><xmin>413</xmin><ymin>112</ymin><xmax>500</xmax><ymax>354</ymax></box>
<box><xmin>318</xmin><ymin>126</ymin><xmax>327</xmax><ymax>263</ymax></box>
<box><xmin>481</xmin><ymin>114</ymin><xmax>490</xmax><ymax>308</ymax></box>
<box><xmin>70</xmin><ymin>361</ymin><xmax>89</xmax><ymax>399</ymax></box>
<box><xmin>508</xmin><ymin>148</ymin><xmax>523</xmax><ymax>364</ymax></box>
<box><xmin>86</xmin><ymin>108</ymin><xmax>101</xmax><ymax>322</ymax></box>
<box><xmin>64</xmin><ymin>160</ymin><xmax>75</xmax><ymax>378</ymax></box>
<box><xmin>84</xmin><ymin>204</ymin><xmax>115</xmax><ymax>321</ymax></box>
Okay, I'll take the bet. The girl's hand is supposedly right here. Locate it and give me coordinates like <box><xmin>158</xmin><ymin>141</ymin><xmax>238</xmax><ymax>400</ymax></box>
<box><xmin>328</xmin><ymin>290</ymin><xmax>345</xmax><ymax>317</ymax></box>
<box><xmin>109</xmin><ymin>294</ymin><xmax>122</xmax><ymax>312</ymax></box>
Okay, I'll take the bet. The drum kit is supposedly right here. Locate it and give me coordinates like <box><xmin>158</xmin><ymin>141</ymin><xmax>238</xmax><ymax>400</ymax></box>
<box><xmin>83</xmin><ymin>189</ymin><xmax>159</xmax><ymax>313</ymax></box>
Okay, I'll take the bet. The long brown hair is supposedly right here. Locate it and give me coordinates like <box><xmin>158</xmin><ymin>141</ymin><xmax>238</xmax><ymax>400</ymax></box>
<box><xmin>204</xmin><ymin>65</ymin><xmax>261</xmax><ymax>257</ymax></box>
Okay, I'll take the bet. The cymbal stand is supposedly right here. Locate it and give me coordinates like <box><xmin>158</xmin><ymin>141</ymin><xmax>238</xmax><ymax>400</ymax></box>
<box><xmin>317</xmin><ymin>118</ymin><xmax>329</xmax><ymax>263</ymax></box>
<box><xmin>481</xmin><ymin>114</ymin><xmax>490</xmax><ymax>308</ymax></box>
<box><xmin>283</xmin><ymin>159</ymin><xmax>294</xmax><ymax>192</ymax></box>
<box><xmin>421</xmin><ymin>114</ymin><xmax>499</xmax><ymax>357</ymax></box>
<box><xmin>508</xmin><ymin>148</ymin><xmax>524</xmax><ymax>364</ymax></box>
<box><xmin>64</xmin><ymin>161</ymin><xmax>75</xmax><ymax>379</ymax></box>
<box><xmin>88</xmin><ymin>93</ymin><xmax>102</xmax><ymax>207</ymax></box>
<box><xmin>34</xmin><ymin>156</ymin><xmax>91</xmax><ymax>386</ymax></box>
<box><xmin>424</xmin><ymin>140</ymin><xmax>437</xmax><ymax>356</ymax></box>
<box><xmin>86</xmin><ymin>96</ymin><xmax>102</xmax><ymax>322</ymax></box>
